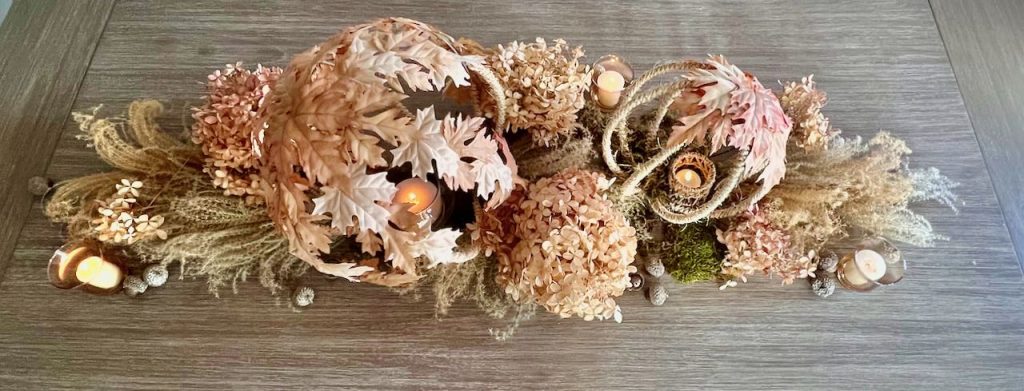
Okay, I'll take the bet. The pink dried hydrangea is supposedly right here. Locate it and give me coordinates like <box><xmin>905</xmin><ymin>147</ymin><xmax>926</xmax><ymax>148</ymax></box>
<box><xmin>498</xmin><ymin>169</ymin><xmax>637</xmax><ymax>321</ymax></box>
<box><xmin>191</xmin><ymin>62</ymin><xmax>281</xmax><ymax>203</ymax></box>
<box><xmin>716</xmin><ymin>208</ymin><xmax>816</xmax><ymax>287</ymax></box>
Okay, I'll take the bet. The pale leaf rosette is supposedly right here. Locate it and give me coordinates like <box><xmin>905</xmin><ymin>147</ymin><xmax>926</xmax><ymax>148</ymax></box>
<box><xmin>669</xmin><ymin>55</ymin><xmax>792</xmax><ymax>190</ymax></box>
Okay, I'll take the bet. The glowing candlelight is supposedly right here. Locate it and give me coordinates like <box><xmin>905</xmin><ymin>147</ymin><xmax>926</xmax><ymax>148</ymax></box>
<box><xmin>674</xmin><ymin>168</ymin><xmax>702</xmax><ymax>189</ymax></box>
<box><xmin>837</xmin><ymin>249</ymin><xmax>888</xmax><ymax>290</ymax></box>
<box><xmin>48</xmin><ymin>243</ymin><xmax>126</xmax><ymax>294</ymax></box>
<box><xmin>595</xmin><ymin>70</ymin><xmax>626</xmax><ymax>108</ymax></box>
<box><xmin>855</xmin><ymin>250</ymin><xmax>887</xmax><ymax>280</ymax></box>
<box><xmin>393</xmin><ymin>178</ymin><xmax>441</xmax><ymax>217</ymax></box>
<box><xmin>75</xmin><ymin>256</ymin><xmax>125</xmax><ymax>290</ymax></box>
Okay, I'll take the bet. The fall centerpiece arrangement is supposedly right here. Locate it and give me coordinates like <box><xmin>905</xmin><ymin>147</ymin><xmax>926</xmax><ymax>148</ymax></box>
<box><xmin>40</xmin><ymin>18</ymin><xmax>957</xmax><ymax>338</ymax></box>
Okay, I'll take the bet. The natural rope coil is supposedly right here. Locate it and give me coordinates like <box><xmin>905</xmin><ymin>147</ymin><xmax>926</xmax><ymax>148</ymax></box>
<box><xmin>597</xmin><ymin>59</ymin><xmax>767</xmax><ymax>223</ymax></box>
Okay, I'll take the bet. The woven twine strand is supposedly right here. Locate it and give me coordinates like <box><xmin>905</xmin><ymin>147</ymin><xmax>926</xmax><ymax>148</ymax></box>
<box><xmin>601</xmin><ymin>60</ymin><xmax>704</xmax><ymax>174</ymax></box>
<box><xmin>467</xmin><ymin>62</ymin><xmax>508</xmax><ymax>132</ymax></box>
<box><xmin>597</xmin><ymin>59</ymin><xmax>763</xmax><ymax>222</ymax></box>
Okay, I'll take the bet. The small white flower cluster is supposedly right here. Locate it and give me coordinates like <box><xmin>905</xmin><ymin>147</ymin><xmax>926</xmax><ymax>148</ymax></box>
<box><xmin>92</xmin><ymin>179</ymin><xmax>167</xmax><ymax>244</ymax></box>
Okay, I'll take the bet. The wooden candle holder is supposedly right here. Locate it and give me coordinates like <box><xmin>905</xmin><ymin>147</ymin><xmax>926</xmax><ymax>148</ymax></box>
<box><xmin>668</xmin><ymin>152</ymin><xmax>716</xmax><ymax>205</ymax></box>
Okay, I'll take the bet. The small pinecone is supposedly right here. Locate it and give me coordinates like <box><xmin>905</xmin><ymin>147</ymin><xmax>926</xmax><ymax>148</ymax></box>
<box><xmin>627</xmin><ymin>273</ymin><xmax>645</xmax><ymax>291</ymax></box>
<box><xmin>143</xmin><ymin>264</ymin><xmax>169</xmax><ymax>287</ymax></box>
<box><xmin>646</xmin><ymin>282</ymin><xmax>668</xmax><ymax>306</ymax></box>
<box><xmin>293</xmin><ymin>287</ymin><xmax>315</xmax><ymax>307</ymax></box>
<box><xmin>645</xmin><ymin>257</ymin><xmax>665</xmax><ymax>277</ymax></box>
<box><xmin>818</xmin><ymin>251</ymin><xmax>839</xmax><ymax>273</ymax></box>
<box><xmin>27</xmin><ymin>176</ymin><xmax>52</xmax><ymax>196</ymax></box>
<box><xmin>812</xmin><ymin>274</ymin><xmax>837</xmax><ymax>298</ymax></box>
<box><xmin>123</xmin><ymin>276</ymin><xmax>149</xmax><ymax>297</ymax></box>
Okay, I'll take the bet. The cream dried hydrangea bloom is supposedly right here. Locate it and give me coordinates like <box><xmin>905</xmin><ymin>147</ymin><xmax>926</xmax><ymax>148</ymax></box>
<box><xmin>191</xmin><ymin>62</ymin><xmax>281</xmax><ymax>203</ymax></box>
<box><xmin>482</xmin><ymin>38</ymin><xmax>590</xmax><ymax>146</ymax></box>
<box><xmin>499</xmin><ymin>169</ymin><xmax>637</xmax><ymax>321</ymax></box>
<box><xmin>780</xmin><ymin>75</ymin><xmax>835</xmax><ymax>152</ymax></box>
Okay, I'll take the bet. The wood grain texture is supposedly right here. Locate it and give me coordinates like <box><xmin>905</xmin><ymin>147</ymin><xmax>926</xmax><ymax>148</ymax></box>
<box><xmin>2</xmin><ymin>1</ymin><xmax>1023</xmax><ymax>389</ymax></box>
<box><xmin>931</xmin><ymin>0</ymin><xmax>1024</xmax><ymax>275</ymax></box>
<box><xmin>0</xmin><ymin>0</ymin><xmax>114</xmax><ymax>281</ymax></box>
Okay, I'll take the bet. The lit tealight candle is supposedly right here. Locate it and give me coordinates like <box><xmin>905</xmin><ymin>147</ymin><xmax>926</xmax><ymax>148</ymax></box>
<box><xmin>674</xmin><ymin>168</ymin><xmax>702</xmax><ymax>189</ymax></box>
<box><xmin>75</xmin><ymin>256</ymin><xmax>125</xmax><ymax>290</ymax></box>
<box><xmin>839</xmin><ymin>249</ymin><xmax>887</xmax><ymax>288</ymax></box>
<box><xmin>393</xmin><ymin>178</ymin><xmax>442</xmax><ymax>217</ymax></box>
<box><xmin>595</xmin><ymin>70</ymin><xmax>626</xmax><ymax>108</ymax></box>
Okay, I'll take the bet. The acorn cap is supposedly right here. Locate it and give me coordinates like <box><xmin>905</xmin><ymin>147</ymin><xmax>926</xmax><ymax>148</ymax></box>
<box><xmin>644</xmin><ymin>257</ymin><xmax>665</xmax><ymax>277</ymax></box>
<box><xmin>812</xmin><ymin>274</ymin><xmax>836</xmax><ymax>298</ymax></box>
<box><xmin>293</xmin><ymin>286</ymin><xmax>315</xmax><ymax>307</ymax></box>
<box><xmin>646</xmin><ymin>283</ymin><xmax>668</xmax><ymax>306</ymax></box>
<box><xmin>143</xmin><ymin>264</ymin><xmax>169</xmax><ymax>287</ymax></box>
<box><xmin>28</xmin><ymin>176</ymin><xmax>52</xmax><ymax>196</ymax></box>
<box><xmin>123</xmin><ymin>275</ymin><xmax>149</xmax><ymax>297</ymax></box>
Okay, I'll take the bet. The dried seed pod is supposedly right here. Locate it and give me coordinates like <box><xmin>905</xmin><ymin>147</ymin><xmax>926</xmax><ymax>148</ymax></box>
<box><xmin>143</xmin><ymin>264</ymin><xmax>169</xmax><ymax>287</ymax></box>
<box><xmin>627</xmin><ymin>273</ymin><xmax>645</xmax><ymax>291</ymax></box>
<box><xmin>123</xmin><ymin>275</ymin><xmax>149</xmax><ymax>297</ymax></box>
<box><xmin>646</xmin><ymin>282</ymin><xmax>668</xmax><ymax>306</ymax></box>
<box><xmin>28</xmin><ymin>176</ymin><xmax>52</xmax><ymax>196</ymax></box>
<box><xmin>644</xmin><ymin>257</ymin><xmax>665</xmax><ymax>277</ymax></box>
<box><xmin>293</xmin><ymin>286</ymin><xmax>315</xmax><ymax>307</ymax></box>
<box><xmin>812</xmin><ymin>274</ymin><xmax>836</xmax><ymax>298</ymax></box>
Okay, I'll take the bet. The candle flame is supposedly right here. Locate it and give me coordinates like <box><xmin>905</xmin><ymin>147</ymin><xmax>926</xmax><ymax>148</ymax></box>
<box><xmin>75</xmin><ymin>256</ymin><xmax>123</xmax><ymax>289</ymax></box>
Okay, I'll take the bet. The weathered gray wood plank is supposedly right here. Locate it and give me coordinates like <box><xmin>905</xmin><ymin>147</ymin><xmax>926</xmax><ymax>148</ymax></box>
<box><xmin>2</xmin><ymin>1</ymin><xmax>1022</xmax><ymax>389</ymax></box>
<box><xmin>0</xmin><ymin>0</ymin><xmax>114</xmax><ymax>281</ymax></box>
<box><xmin>932</xmin><ymin>0</ymin><xmax>1024</xmax><ymax>275</ymax></box>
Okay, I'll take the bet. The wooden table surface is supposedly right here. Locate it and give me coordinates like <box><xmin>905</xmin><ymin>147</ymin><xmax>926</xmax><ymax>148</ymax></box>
<box><xmin>2</xmin><ymin>1</ymin><xmax>1023</xmax><ymax>389</ymax></box>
